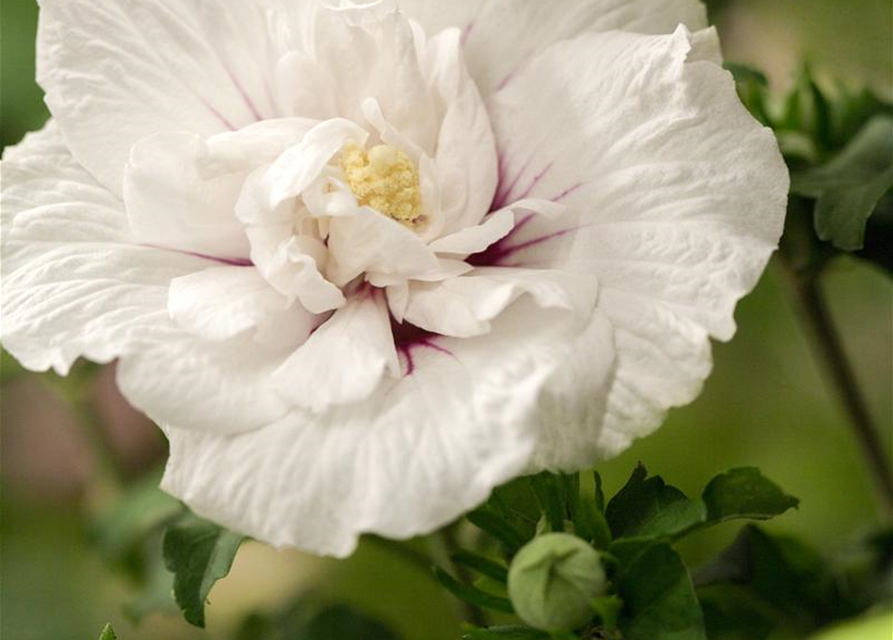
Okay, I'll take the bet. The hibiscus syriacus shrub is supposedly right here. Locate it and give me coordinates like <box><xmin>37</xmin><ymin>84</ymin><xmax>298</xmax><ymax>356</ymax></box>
<box><xmin>2</xmin><ymin>1</ymin><xmax>891</xmax><ymax>639</ymax></box>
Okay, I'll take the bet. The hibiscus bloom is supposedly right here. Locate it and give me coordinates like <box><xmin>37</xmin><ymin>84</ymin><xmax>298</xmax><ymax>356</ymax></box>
<box><xmin>1</xmin><ymin>0</ymin><xmax>788</xmax><ymax>556</ymax></box>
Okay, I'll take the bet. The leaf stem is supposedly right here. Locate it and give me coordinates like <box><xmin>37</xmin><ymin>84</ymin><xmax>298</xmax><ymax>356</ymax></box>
<box><xmin>779</xmin><ymin>261</ymin><xmax>893</xmax><ymax>518</ymax></box>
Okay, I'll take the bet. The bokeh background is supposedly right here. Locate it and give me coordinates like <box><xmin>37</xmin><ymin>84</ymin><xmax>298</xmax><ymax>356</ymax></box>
<box><xmin>2</xmin><ymin>1</ymin><xmax>891</xmax><ymax>639</ymax></box>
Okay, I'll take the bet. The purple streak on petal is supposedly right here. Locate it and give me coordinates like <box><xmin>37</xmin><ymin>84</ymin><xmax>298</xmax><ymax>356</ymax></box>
<box><xmin>493</xmin><ymin>154</ymin><xmax>533</xmax><ymax>211</ymax></box>
<box><xmin>222</xmin><ymin>63</ymin><xmax>264</xmax><ymax>123</ymax></box>
<box><xmin>514</xmin><ymin>161</ymin><xmax>554</xmax><ymax>201</ymax></box>
<box><xmin>142</xmin><ymin>243</ymin><xmax>253</xmax><ymax>266</ymax></box>
<box><xmin>468</xmin><ymin>221</ymin><xmax>579</xmax><ymax>267</ymax></box>
<box><xmin>552</xmin><ymin>182</ymin><xmax>583</xmax><ymax>203</ymax></box>
<box><xmin>495</xmin><ymin>67</ymin><xmax>518</xmax><ymax>92</ymax></box>
<box><xmin>202</xmin><ymin>100</ymin><xmax>238</xmax><ymax>131</ymax></box>
<box><xmin>461</xmin><ymin>20</ymin><xmax>476</xmax><ymax>44</ymax></box>
<box><xmin>390</xmin><ymin>316</ymin><xmax>454</xmax><ymax>377</ymax></box>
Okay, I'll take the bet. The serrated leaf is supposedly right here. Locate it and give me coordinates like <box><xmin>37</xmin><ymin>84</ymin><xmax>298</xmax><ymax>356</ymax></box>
<box><xmin>605</xmin><ymin>465</ymin><xmax>706</xmax><ymax>540</ymax></box>
<box><xmin>432</xmin><ymin>566</ymin><xmax>514</xmax><ymax>614</ymax></box>
<box><xmin>793</xmin><ymin>116</ymin><xmax>893</xmax><ymax>250</ymax></box>
<box><xmin>98</xmin><ymin>623</ymin><xmax>118</xmax><ymax>640</ymax></box>
<box><xmin>462</xmin><ymin>626</ymin><xmax>549</xmax><ymax>640</ymax></box>
<box><xmin>451</xmin><ymin>550</ymin><xmax>509</xmax><ymax>583</ymax></box>
<box><xmin>617</xmin><ymin>543</ymin><xmax>706</xmax><ymax>640</ymax></box>
<box><xmin>702</xmin><ymin>468</ymin><xmax>799</xmax><ymax>524</ymax></box>
<box><xmin>162</xmin><ymin>514</ymin><xmax>245</xmax><ymax>628</ymax></box>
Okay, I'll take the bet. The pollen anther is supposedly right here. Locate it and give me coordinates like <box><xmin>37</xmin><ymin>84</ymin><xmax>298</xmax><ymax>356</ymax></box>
<box><xmin>339</xmin><ymin>142</ymin><xmax>422</xmax><ymax>226</ymax></box>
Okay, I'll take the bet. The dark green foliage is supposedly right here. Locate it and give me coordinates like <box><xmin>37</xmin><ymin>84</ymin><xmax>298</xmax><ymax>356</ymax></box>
<box><xmin>616</xmin><ymin>544</ymin><xmax>705</xmax><ymax>640</ymax></box>
<box><xmin>460</xmin><ymin>466</ymin><xmax>805</xmax><ymax>638</ymax></box>
<box><xmin>432</xmin><ymin>566</ymin><xmax>515</xmax><ymax>614</ymax></box>
<box><xmin>702</xmin><ymin>467</ymin><xmax>799</xmax><ymax>524</ymax></box>
<box><xmin>792</xmin><ymin>116</ymin><xmax>893</xmax><ymax>250</ymax></box>
<box><xmin>161</xmin><ymin>513</ymin><xmax>245</xmax><ymax>628</ymax></box>
<box><xmin>605</xmin><ymin>465</ymin><xmax>705</xmax><ymax>540</ymax></box>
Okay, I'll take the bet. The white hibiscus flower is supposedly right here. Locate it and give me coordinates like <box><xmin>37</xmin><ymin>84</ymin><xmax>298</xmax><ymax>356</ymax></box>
<box><xmin>1</xmin><ymin>0</ymin><xmax>788</xmax><ymax>556</ymax></box>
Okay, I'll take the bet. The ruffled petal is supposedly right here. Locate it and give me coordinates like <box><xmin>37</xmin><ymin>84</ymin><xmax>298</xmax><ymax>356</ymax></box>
<box><xmin>271</xmin><ymin>292</ymin><xmax>398</xmax><ymax>412</ymax></box>
<box><xmin>123</xmin><ymin>132</ymin><xmax>250</xmax><ymax>261</ymax></box>
<box><xmin>486</xmin><ymin>27</ymin><xmax>789</xmax><ymax>455</ymax></box>
<box><xmin>161</xmin><ymin>298</ymin><xmax>597</xmax><ymax>556</ymax></box>
<box><xmin>0</xmin><ymin>122</ymin><xmax>210</xmax><ymax>373</ymax></box>
<box><xmin>401</xmin><ymin>267</ymin><xmax>598</xmax><ymax>338</ymax></box>
<box><xmin>168</xmin><ymin>266</ymin><xmax>318</xmax><ymax>350</ymax></box>
<box><xmin>37</xmin><ymin>0</ymin><xmax>281</xmax><ymax>193</ymax></box>
<box><xmin>400</xmin><ymin>0</ymin><xmax>707</xmax><ymax>95</ymax></box>
<box><xmin>116</xmin><ymin>333</ymin><xmax>293</xmax><ymax>435</ymax></box>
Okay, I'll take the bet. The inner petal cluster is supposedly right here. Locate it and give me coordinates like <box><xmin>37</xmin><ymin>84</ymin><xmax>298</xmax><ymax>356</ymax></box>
<box><xmin>339</xmin><ymin>142</ymin><xmax>423</xmax><ymax>227</ymax></box>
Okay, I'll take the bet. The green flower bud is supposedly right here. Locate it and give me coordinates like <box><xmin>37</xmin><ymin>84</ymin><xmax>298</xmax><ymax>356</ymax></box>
<box><xmin>507</xmin><ymin>532</ymin><xmax>608</xmax><ymax>632</ymax></box>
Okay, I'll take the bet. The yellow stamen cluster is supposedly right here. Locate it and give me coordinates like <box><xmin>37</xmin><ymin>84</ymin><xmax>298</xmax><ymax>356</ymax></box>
<box><xmin>339</xmin><ymin>142</ymin><xmax>422</xmax><ymax>226</ymax></box>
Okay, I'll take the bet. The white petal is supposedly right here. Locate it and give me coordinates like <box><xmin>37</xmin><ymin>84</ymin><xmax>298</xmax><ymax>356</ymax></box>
<box><xmin>422</xmin><ymin>27</ymin><xmax>498</xmax><ymax>234</ymax></box>
<box><xmin>486</xmin><ymin>27</ymin><xmax>788</xmax><ymax>453</ymax></box>
<box><xmin>400</xmin><ymin>0</ymin><xmax>707</xmax><ymax>95</ymax></box>
<box><xmin>271</xmin><ymin>292</ymin><xmax>398</xmax><ymax>412</ymax></box>
<box><xmin>116</xmin><ymin>334</ymin><xmax>293</xmax><ymax>435</ymax></box>
<box><xmin>161</xmin><ymin>298</ymin><xmax>596</xmax><ymax>556</ymax></box>
<box><xmin>527</xmin><ymin>310</ymin><xmax>617</xmax><ymax>471</ymax></box>
<box><xmin>1</xmin><ymin>122</ymin><xmax>211</xmax><ymax>373</ymax></box>
<box><xmin>428</xmin><ymin>207</ymin><xmax>514</xmax><ymax>255</ymax></box>
<box><xmin>302</xmin><ymin>3</ymin><xmax>439</xmax><ymax>153</ymax></box>
<box><xmin>123</xmin><ymin>132</ymin><xmax>250</xmax><ymax>261</ymax></box>
<box><xmin>402</xmin><ymin>267</ymin><xmax>599</xmax><ymax>338</ymax></box>
<box><xmin>37</xmin><ymin>0</ymin><xmax>280</xmax><ymax>193</ymax></box>
<box><xmin>168</xmin><ymin>266</ymin><xmax>318</xmax><ymax>350</ymax></box>
<box><xmin>326</xmin><ymin>208</ymin><xmax>440</xmax><ymax>287</ymax></box>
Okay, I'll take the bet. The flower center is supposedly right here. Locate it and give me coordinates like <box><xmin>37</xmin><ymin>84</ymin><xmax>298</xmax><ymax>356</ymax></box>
<box><xmin>339</xmin><ymin>142</ymin><xmax>422</xmax><ymax>226</ymax></box>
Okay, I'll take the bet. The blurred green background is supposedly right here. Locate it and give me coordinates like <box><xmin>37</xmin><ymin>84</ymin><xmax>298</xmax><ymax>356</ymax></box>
<box><xmin>1</xmin><ymin>1</ymin><xmax>891</xmax><ymax>639</ymax></box>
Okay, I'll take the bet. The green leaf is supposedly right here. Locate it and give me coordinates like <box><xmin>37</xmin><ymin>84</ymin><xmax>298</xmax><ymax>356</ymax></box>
<box><xmin>162</xmin><ymin>513</ymin><xmax>245</xmax><ymax>628</ymax></box>
<box><xmin>451</xmin><ymin>550</ymin><xmax>509</xmax><ymax>583</ymax></box>
<box><xmin>593</xmin><ymin>471</ymin><xmax>605</xmax><ymax>513</ymax></box>
<box><xmin>122</xmin><ymin>537</ymin><xmax>177</xmax><ymax>622</ymax></box>
<box><xmin>617</xmin><ymin>543</ymin><xmax>706</xmax><ymax>640</ymax></box>
<box><xmin>302</xmin><ymin>605</ymin><xmax>402</xmax><ymax>640</ymax></box>
<box><xmin>467</xmin><ymin>508</ymin><xmax>529</xmax><ymax>555</ymax></box>
<box><xmin>432</xmin><ymin>566</ymin><xmax>515</xmax><ymax>614</ymax></box>
<box><xmin>98</xmin><ymin>623</ymin><xmax>118</xmax><ymax>640</ymax></box>
<box><xmin>590</xmin><ymin>594</ymin><xmax>623</xmax><ymax>628</ymax></box>
<box><xmin>575</xmin><ymin>498</ymin><xmax>612</xmax><ymax>550</ymax></box>
<box><xmin>702</xmin><ymin>468</ymin><xmax>799</xmax><ymax>524</ymax></box>
<box><xmin>462</xmin><ymin>626</ymin><xmax>549</xmax><ymax>640</ymax></box>
<box><xmin>92</xmin><ymin>471</ymin><xmax>183</xmax><ymax>569</ymax></box>
<box><xmin>530</xmin><ymin>473</ymin><xmax>567</xmax><ymax>532</ymax></box>
<box><xmin>693</xmin><ymin>526</ymin><xmax>845</xmax><ymax>628</ymax></box>
<box><xmin>792</xmin><ymin>116</ymin><xmax>893</xmax><ymax>250</ymax></box>
<box><xmin>605</xmin><ymin>465</ymin><xmax>706</xmax><ymax>540</ymax></box>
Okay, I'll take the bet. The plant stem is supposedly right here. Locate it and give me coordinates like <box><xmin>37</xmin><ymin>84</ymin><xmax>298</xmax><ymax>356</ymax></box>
<box><xmin>781</xmin><ymin>265</ymin><xmax>893</xmax><ymax>518</ymax></box>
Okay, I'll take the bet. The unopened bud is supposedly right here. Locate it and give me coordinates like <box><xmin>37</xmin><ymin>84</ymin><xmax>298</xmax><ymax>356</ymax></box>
<box><xmin>507</xmin><ymin>533</ymin><xmax>608</xmax><ymax>632</ymax></box>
